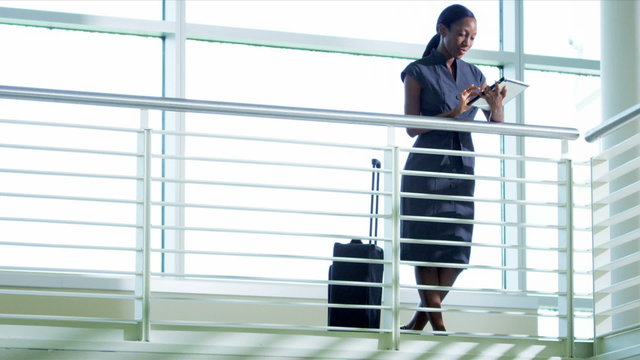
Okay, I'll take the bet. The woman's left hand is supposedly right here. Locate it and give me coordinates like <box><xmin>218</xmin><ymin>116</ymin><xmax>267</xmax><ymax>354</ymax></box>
<box><xmin>482</xmin><ymin>81</ymin><xmax>508</xmax><ymax>122</ymax></box>
<box><xmin>482</xmin><ymin>81</ymin><xmax>507</xmax><ymax>111</ymax></box>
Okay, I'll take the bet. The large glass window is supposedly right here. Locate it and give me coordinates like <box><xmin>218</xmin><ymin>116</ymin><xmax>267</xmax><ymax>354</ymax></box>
<box><xmin>0</xmin><ymin>25</ymin><xmax>162</xmax><ymax>95</ymax></box>
<box><xmin>186</xmin><ymin>1</ymin><xmax>500</xmax><ymax>51</ymax></box>
<box><xmin>0</xmin><ymin>24</ymin><xmax>162</xmax><ymax>272</ymax></box>
<box><xmin>523</xmin><ymin>70</ymin><xmax>600</xmax><ymax>295</ymax></box>
<box><xmin>0</xmin><ymin>2</ymin><xmax>600</xmax><ymax>329</ymax></box>
<box><xmin>0</xmin><ymin>0</ymin><xmax>163</xmax><ymax>20</ymax></box>
<box><xmin>524</xmin><ymin>0</ymin><xmax>600</xmax><ymax>60</ymax></box>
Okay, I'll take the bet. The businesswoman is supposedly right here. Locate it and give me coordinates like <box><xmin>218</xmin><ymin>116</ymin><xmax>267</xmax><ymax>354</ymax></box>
<box><xmin>400</xmin><ymin>4</ymin><xmax>507</xmax><ymax>332</ymax></box>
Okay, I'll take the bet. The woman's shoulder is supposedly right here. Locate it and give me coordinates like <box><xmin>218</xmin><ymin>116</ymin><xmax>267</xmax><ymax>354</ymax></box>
<box><xmin>401</xmin><ymin>57</ymin><xmax>439</xmax><ymax>82</ymax></box>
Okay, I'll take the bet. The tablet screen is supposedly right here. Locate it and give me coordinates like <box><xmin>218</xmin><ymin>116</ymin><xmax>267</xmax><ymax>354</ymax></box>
<box><xmin>468</xmin><ymin>78</ymin><xmax>529</xmax><ymax>111</ymax></box>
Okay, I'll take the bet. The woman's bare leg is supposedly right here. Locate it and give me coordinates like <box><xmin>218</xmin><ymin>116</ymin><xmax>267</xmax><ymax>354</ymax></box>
<box><xmin>423</xmin><ymin>267</ymin><xmax>461</xmax><ymax>331</ymax></box>
<box><xmin>401</xmin><ymin>266</ymin><xmax>431</xmax><ymax>330</ymax></box>
<box><xmin>402</xmin><ymin>266</ymin><xmax>462</xmax><ymax>331</ymax></box>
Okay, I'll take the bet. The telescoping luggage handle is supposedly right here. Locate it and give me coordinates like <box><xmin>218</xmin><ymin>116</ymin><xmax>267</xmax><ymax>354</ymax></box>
<box><xmin>369</xmin><ymin>158</ymin><xmax>381</xmax><ymax>244</ymax></box>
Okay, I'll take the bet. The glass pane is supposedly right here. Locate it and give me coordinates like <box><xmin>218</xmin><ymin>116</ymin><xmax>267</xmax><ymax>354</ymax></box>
<box><xmin>0</xmin><ymin>0</ymin><xmax>162</xmax><ymax>20</ymax></box>
<box><xmin>0</xmin><ymin>25</ymin><xmax>162</xmax><ymax>95</ymax></box>
<box><xmin>524</xmin><ymin>70</ymin><xmax>599</xmax><ymax>294</ymax></box>
<box><xmin>187</xmin><ymin>0</ymin><xmax>499</xmax><ymax>51</ymax></box>
<box><xmin>524</xmin><ymin>70</ymin><xmax>601</xmax><ymax>161</ymax></box>
<box><xmin>186</xmin><ymin>40</ymin><xmax>406</xmax><ymax>114</ymax></box>
<box><xmin>0</xmin><ymin>24</ymin><xmax>162</xmax><ymax>272</ymax></box>
<box><xmin>524</xmin><ymin>0</ymin><xmax>600</xmax><ymax>60</ymax></box>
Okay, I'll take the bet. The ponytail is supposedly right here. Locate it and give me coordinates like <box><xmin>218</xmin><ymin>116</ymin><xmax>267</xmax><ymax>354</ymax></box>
<box><xmin>422</xmin><ymin>34</ymin><xmax>440</xmax><ymax>58</ymax></box>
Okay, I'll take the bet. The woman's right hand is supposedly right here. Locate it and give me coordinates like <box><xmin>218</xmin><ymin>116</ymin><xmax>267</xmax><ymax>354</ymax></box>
<box><xmin>452</xmin><ymin>84</ymin><xmax>481</xmax><ymax>117</ymax></box>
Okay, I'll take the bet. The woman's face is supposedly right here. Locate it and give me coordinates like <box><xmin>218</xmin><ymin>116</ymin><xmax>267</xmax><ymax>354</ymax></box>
<box><xmin>439</xmin><ymin>17</ymin><xmax>477</xmax><ymax>59</ymax></box>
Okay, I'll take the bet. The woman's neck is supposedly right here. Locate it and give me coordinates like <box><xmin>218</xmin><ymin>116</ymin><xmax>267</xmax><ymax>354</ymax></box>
<box><xmin>436</xmin><ymin>47</ymin><xmax>457</xmax><ymax>77</ymax></box>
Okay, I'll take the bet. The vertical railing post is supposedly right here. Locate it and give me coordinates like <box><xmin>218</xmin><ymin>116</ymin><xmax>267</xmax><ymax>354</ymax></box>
<box><xmin>380</xmin><ymin>127</ymin><xmax>400</xmax><ymax>350</ymax></box>
<box><xmin>135</xmin><ymin>111</ymin><xmax>152</xmax><ymax>341</ymax></box>
<box><xmin>558</xmin><ymin>157</ymin><xmax>574</xmax><ymax>357</ymax></box>
<box><xmin>391</xmin><ymin>145</ymin><xmax>401</xmax><ymax>350</ymax></box>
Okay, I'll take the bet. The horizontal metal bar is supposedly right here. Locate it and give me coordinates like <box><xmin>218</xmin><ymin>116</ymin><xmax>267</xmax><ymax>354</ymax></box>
<box><xmin>153</xmin><ymin>224</ymin><xmax>390</xmax><ymax>243</ymax></box>
<box><xmin>0</xmin><ymin>167</ymin><xmax>140</xmax><ymax>181</ymax></box>
<box><xmin>401</xmin><ymin>169</ymin><xmax>563</xmax><ymax>186</ymax></box>
<box><xmin>595</xmin><ymin>323</ymin><xmax>640</xmax><ymax>340</ymax></box>
<box><xmin>400</xmin><ymin>214</ymin><xmax>564</xmax><ymax>230</ymax></box>
<box><xmin>154</xmin><ymin>200</ymin><xmax>389</xmax><ymax>219</ymax></box>
<box><xmin>0</xmin><ymin>191</ymin><xmax>139</xmax><ymax>205</ymax></box>
<box><xmin>593</xmin><ymin>180</ymin><xmax>640</xmax><ymax>206</ymax></box>
<box><xmin>154</xmin><ymin>248</ymin><xmax>391</xmax><ymax>265</ymax></box>
<box><xmin>0</xmin><ymin>241</ymin><xmax>138</xmax><ymax>252</ymax></box>
<box><xmin>592</xmin><ymin>157</ymin><xmax>640</xmax><ymax>184</ymax></box>
<box><xmin>593</xmin><ymin>203</ymin><xmax>640</xmax><ymax>228</ymax></box>
<box><xmin>154</xmin><ymin>153</ymin><xmax>392</xmax><ymax>175</ymax></box>
<box><xmin>0</xmin><ymin>85</ymin><xmax>579</xmax><ymax>140</ymax></box>
<box><xmin>0</xmin><ymin>118</ymin><xmax>143</xmax><ymax>133</ymax></box>
<box><xmin>0</xmin><ymin>216</ymin><xmax>139</xmax><ymax>229</ymax></box>
<box><xmin>0</xmin><ymin>143</ymin><xmax>141</xmax><ymax>158</ymax></box>
<box><xmin>399</xmin><ymin>328</ymin><xmax>565</xmax><ymax>341</ymax></box>
<box><xmin>401</xmin><ymin>191</ymin><xmax>565</xmax><ymax>208</ymax></box>
<box><xmin>400</xmin><ymin>284</ymin><xmax>566</xmax><ymax>297</ymax></box>
<box><xmin>151</xmin><ymin>319</ymin><xmax>392</xmax><ymax>334</ymax></box>
<box><xmin>397</xmin><ymin>145</ymin><xmax>565</xmax><ymax>164</ymax></box>
<box><xmin>591</xmin><ymin>131</ymin><xmax>640</xmax><ymax>162</ymax></box>
<box><xmin>153</xmin><ymin>176</ymin><xmax>391</xmax><ymax>196</ymax></box>
<box><xmin>153</xmin><ymin>128</ymin><xmax>390</xmax><ymax>152</ymax></box>
<box><xmin>154</xmin><ymin>224</ymin><xmax>390</xmax><ymax>243</ymax></box>
<box><xmin>399</xmin><ymin>304</ymin><xmax>563</xmax><ymax>319</ymax></box>
<box><xmin>400</xmin><ymin>260</ymin><xmax>566</xmax><ymax>274</ymax></box>
<box><xmin>0</xmin><ymin>289</ymin><xmax>137</xmax><ymax>300</ymax></box>
<box><xmin>595</xmin><ymin>252</ymin><xmax>640</xmax><ymax>272</ymax></box>
<box><xmin>400</xmin><ymin>237</ymin><xmax>568</xmax><ymax>252</ymax></box>
<box><xmin>595</xmin><ymin>227</ymin><xmax>640</xmax><ymax>250</ymax></box>
<box><xmin>154</xmin><ymin>271</ymin><xmax>390</xmax><ymax>289</ymax></box>
<box><xmin>0</xmin><ymin>313</ymin><xmax>138</xmax><ymax>325</ymax></box>
<box><xmin>585</xmin><ymin>103</ymin><xmax>640</xmax><ymax>143</ymax></box>
<box><xmin>595</xmin><ymin>275</ymin><xmax>640</xmax><ymax>294</ymax></box>
<box><xmin>151</xmin><ymin>295</ymin><xmax>391</xmax><ymax>311</ymax></box>
<box><xmin>596</xmin><ymin>299</ymin><xmax>640</xmax><ymax>317</ymax></box>
<box><xmin>0</xmin><ymin>266</ymin><xmax>138</xmax><ymax>276</ymax></box>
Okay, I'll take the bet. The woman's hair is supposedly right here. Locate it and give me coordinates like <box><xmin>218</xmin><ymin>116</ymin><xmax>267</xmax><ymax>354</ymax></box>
<box><xmin>422</xmin><ymin>4</ymin><xmax>475</xmax><ymax>58</ymax></box>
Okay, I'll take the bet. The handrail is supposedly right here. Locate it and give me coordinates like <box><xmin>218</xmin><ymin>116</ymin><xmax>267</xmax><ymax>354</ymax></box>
<box><xmin>0</xmin><ymin>85</ymin><xmax>579</xmax><ymax>140</ymax></box>
<box><xmin>585</xmin><ymin>103</ymin><xmax>640</xmax><ymax>143</ymax></box>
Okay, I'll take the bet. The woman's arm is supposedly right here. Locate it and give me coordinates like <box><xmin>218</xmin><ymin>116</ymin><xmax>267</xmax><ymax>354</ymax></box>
<box><xmin>404</xmin><ymin>75</ymin><xmax>426</xmax><ymax>137</ymax></box>
<box><xmin>404</xmin><ymin>75</ymin><xmax>481</xmax><ymax>137</ymax></box>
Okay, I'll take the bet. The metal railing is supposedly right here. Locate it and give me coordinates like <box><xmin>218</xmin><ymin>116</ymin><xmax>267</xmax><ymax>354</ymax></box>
<box><xmin>586</xmin><ymin>104</ymin><xmax>640</xmax><ymax>359</ymax></box>
<box><xmin>0</xmin><ymin>85</ymin><xmax>583</xmax><ymax>354</ymax></box>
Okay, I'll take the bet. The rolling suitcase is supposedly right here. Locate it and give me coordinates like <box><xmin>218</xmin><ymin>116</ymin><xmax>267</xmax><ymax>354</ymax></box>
<box><xmin>328</xmin><ymin>158</ymin><xmax>383</xmax><ymax>329</ymax></box>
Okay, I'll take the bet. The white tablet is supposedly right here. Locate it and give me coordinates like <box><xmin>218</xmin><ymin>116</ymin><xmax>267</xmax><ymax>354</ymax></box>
<box><xmin>468</xmin><ymin>77</ymin><xmax>529</xmax><ymax>111</ymax></box>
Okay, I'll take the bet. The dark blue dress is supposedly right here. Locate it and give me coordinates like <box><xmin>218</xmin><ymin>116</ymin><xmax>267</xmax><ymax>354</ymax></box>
<box><xmin>400</xmin><ymin>50</ymin><xmax>485</xmax><ymax>265</ymax></box>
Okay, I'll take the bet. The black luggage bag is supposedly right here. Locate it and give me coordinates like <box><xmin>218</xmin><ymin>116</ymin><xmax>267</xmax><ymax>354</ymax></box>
<box><xmin>327</xmin><ymin>158</ymin><xmax>383</xmax><ymax>329</ymax></box>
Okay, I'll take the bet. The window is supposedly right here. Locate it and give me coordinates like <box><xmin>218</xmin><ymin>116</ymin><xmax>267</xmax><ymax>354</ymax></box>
<box><xmin>0</xmin><ymin>24</ymin><xmax>162</xmax><ymax>272</ymax></box>
<box><xmin>186</xmin><ymin>1</ymin><xmax>500</xmax><ymax>51</ymax></box>
<box><xmin>0</xmin><ymin>3</ymin><xmax>599</xmax><ymax>329</ymax></box>
<box><xmin>0</xmin><ymin>0</ymin><xmax>162</xmax><ymax>20</ymax></box>
<box><xmin>524</xmin><ymin>0</ymin><xmax>600</xmax><ymax>60</ymax></box>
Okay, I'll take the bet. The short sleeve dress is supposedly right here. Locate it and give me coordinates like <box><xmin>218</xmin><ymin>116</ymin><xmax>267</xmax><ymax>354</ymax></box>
<box><xmin>400</xmin><ymin>49</ymin><xmax>485</xmax><ymax>265</ymax></box>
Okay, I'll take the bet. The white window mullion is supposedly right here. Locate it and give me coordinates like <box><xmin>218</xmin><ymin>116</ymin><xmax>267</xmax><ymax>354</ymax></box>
<box><xmin>501</xmin><ymin>0</ymin><xmax>527</xmax><ymax>292</ymax></box>
<box><xmin>162</xmin><ymin>0</ymin><xmax>187</xmax><ymax>274</ymax></box>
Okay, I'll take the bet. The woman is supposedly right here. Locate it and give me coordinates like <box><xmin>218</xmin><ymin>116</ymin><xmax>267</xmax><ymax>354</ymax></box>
<box><xmin>400</xmin><ymin>4</ymin><xmax>507</xmax><ymax>332</ymax></box>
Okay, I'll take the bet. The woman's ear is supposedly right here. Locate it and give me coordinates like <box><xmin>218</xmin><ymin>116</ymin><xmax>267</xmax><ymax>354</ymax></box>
<box><xmin>438</xmin><ymin>23</ymin><xmax>447</xmax><ymax>37</ymax></box>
